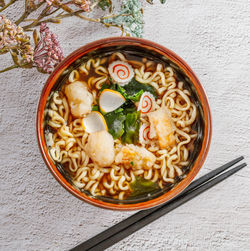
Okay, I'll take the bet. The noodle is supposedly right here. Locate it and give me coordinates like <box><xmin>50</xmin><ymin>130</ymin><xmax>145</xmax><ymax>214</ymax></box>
<box><xmin>46</xmin><ymin>52</ymin><xmax>198</xmax><ymax>200</ymax></box>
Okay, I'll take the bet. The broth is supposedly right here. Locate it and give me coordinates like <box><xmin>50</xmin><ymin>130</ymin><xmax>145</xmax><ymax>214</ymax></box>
<box><xmin>44</xmin><ymin>49</ymin><xmax>203</xmax><ymax>201</ymax></box>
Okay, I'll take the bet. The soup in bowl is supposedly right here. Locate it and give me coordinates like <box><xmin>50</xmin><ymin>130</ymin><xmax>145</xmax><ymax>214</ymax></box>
<box><xmin>37</xmin><ymin>37</ymin><xmax>212</xmax><ymax>210</ymax></box>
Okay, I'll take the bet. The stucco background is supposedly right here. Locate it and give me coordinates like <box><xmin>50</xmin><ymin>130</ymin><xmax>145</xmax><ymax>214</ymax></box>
<box><xmin>1</xmin><ymin>0</ymin><xmax>250</xmax><ymax>250</ymax></box>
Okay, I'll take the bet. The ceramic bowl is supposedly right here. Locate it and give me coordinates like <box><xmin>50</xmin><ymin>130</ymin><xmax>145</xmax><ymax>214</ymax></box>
<box><xmin>37</xmin><ymin>37</ymin><xmax>212</xmax><ymax>210</ymax></box>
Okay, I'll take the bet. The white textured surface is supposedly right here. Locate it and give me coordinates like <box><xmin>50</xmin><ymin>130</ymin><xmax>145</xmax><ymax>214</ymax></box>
<box><xmin>1</xmin><ymin>1</ymin><xmax>250</xmax><ymax>250</ymax></box>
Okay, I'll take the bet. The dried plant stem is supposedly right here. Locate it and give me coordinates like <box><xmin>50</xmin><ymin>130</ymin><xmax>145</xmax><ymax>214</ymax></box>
<box><xmin>22</xmin><ymin>4</ymin><xmax>102</xmax><ymax>31</ymax></box>
<box><xmin>0</xmin><ymin>0</ymin><xmax>17</xmax><ymax>12</ymax></box>
<box><xmin>15</xmin><ymin>11</ymin><xmax>31</xmax><ymax>25</ymax></box>
<box><xmin>0</xmin><ymin>64</ymin><xmax>18</xmax><ymax>73</ymax></box>
<box><xmin>15</xmin><ymin>2</ymin><xmax>44</xmax><ymax>25</ymax></box>
<box><xmin>59</xmin><ymin>4</ymin><xmax>100</xmax><ymax>23</ymax></box>
<box><xmin>3</xmin><ymin>0</ymin><xmax>129</xmax><ymax>35</ymax></box>
<box><xmin>23</xmin><ymin>18</ymin><xmax>60</xmax><ymax>30</ymax></box>
<box><xmin>21</xmin><ymin>2</ymin><xmax>128</xmax><ymax>32</ymax></box>
<box><xmin>103</xmin><ymin>22</ymin><xmax>124</xmax><ymax>35</ymax></box>
<box><xmin>101</xmin><ymin>13</ymin><xmax>129</xmax><ymax>20</ymax></box>
<box><xmin>22</xmin><ymin>6</ymin><xmax>58</xmax><ymax>30</ymax></box>
<box><xmin>23</xmin><ymin>10</ymin><xmax>84</xmax><ymax>29</ymax></box>
<box><xmin>22</xmin><ymin>9</ymin><xmax>83</xmax><ymax>30</ymax></box>
<box><xmin>56</xmin><ymin>10</ymin><xmax>84</xmax><ymax>18</ymax></box>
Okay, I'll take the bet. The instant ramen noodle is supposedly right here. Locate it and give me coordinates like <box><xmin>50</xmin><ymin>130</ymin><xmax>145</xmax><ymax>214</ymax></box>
<box><xmin>45</xmin><ymin>52</ymin><xmax>198</xmax><ymax>200</ymax></box>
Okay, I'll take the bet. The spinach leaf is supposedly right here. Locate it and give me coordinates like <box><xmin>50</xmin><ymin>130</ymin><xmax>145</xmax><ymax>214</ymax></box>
<box><xmin>98</xmin><ymin>80</ymin><xmax>142</xmax><ymax>141</ymax></box>
<box><xmin>122</xmin><ymin>110</ymin><xmax>140</xmax><ymax>144</ymax></box>
<box><xmin>104</xmin><ymin>103</ymin><xmax>138</xmax><ymax>140</ymax></box>
<box><xmin>99</xmin><ymin>83</ymin><xmax>116</xmax><ymax>93</ymax></box>
<box><xmin>123</xmin><ymin>78</ymin><xmax>158</xmax><ymax>98</ymax></box>
<box><xmin>104</xmin><ymin>110</ymin><xmax>126</xmax><ymax>139</ymax></box>
<box><xmin>116</xmin><ymin>84</ymin><xmax>128</xmax><ymax>98</ymax></box>
<box><xmin>128</xmin><ymin>89</ymin><xmax>144</xmax><ymax>101</ymax></box>
<box><xmin>114</xmin><ymin>107</ymin><xmax>124</xmax><ymax>113</ymax></box>
<box><xmin>92</xmin><ymin>105</ymin><xmax>99</xmax><ymax>111</ymax></box>
<box><xmin>101</xmin><ymin>80</ymin><xmax>144</xmax><ymax>102</ymax></box>
<box><xmin>116</xmin><ymin>84</ymin><xmax>143</xmax><ymax>102</ymax></box>
<box><xmin>129</xmin><ymin>176</ymin><xmax>160</xmax><ymax>197</ymax></box>
<box><xmin>121</xmin><ymin>100</ymin><xmax>137</xmax><ymax>114</ymax></box>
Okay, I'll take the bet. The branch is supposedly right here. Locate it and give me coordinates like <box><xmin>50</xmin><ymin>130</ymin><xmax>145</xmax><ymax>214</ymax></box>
<box><xmin>0</xmin><ymin>0</ymin><xmax>17</xmax><ymax>12</ymax></box>
<box><xmin>59</xmin><ymin>4</ymin><xmax>100</xmax><ymax>23</ymax></box>
<box><xmin>23</xmin><ymin>17</ymin><xmax>61</xmax><ymax>30</ymax></box>
<box><xmin>15</xmin><ymin>2</ymin><xmax>44</xmax><ymax>25</ymax></box>
<box><xmin>22</xmin><ymin>5</ymin><xmax>52</xmax><ymax>30</ymax></box>
<box><xmin>0</xmin><ymin>0</ymin><xmax>5</xmax><ymax>8</ymax></box>
<box><xmin>0</xmin><ymin>64</ymin><xmax>18</xmax><ymax>73</ymax></box>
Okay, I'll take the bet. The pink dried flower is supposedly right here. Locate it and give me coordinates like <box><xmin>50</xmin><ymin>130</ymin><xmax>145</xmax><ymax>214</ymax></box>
<box><xmin>34</xmin><ymin>23</ymin><xmax>64</xmax><ymax>73</ymax></box>
<box><xmin>73</xmin><ymin>0</ymin><xmax>91</xmax><ymax>12</ymax></box>
<box><xmin>0</xmin><ymin>15</ymin><xmax>34</xmax><ymax>64</ymax></box>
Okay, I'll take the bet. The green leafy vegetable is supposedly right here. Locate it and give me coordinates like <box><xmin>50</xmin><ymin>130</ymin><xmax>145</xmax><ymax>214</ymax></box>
<box><xmin>116</xmin><ymin>84</ymin><xmax>127</xmax><ymax>97</ymax></box>
<box><xmin>104</xmin><ymin>102</ymin><xmax>139</xmax><ymax>141</ymax></box>
<box><xmin>129</xmin><ymin>176</ymin><xmax>160</xmax><ymax>197</ymax></box>
<box><xmin>122</xmin><ymin>111</ymin><xmax>140</xmax><ymax>144</ymax></box>
<box><xmin>128</xmin><ymin>89</ymin><xmax>144</xmax><ymax>101</ymax></box>
<box><xmin>100</xmin><ymin>82</ymin><xmax>143</xmax><ymax>103</ymax></box>
<box><xmin>97</xmin><ymin>80</ymin><xmax>143</xmax><ymax>141</ymax></box>
<box><xmin>123</xmin><ymin>78</ymin><xmax>158</xmax><ymax>98</ymax></box>
<box><xmin>117</xmin><ymin>84</ymin><xmax>144</xmax><ymax>101</ymax></box>
<box><xmin>92</xmin><ymin>105</ymin><xmax>99</xmax><ymax>111</ymax></box>
<box><xmin>121</xmin><ymin>100</ymin><xmax>137</xmax><ymax>114</ymax></box>
<box><xmin>99</xmin><ymin>83</ymin><xmax>116</xmax><ymax>94</ymax></box>
<box><xmin>104</xmin><ymin>110</ymin><xmax>126</xmax><ymax>139</ymax></box>
<box><xmin>114</xmin><ymin>107</ymin><xmax>124</xmax><ymax>113</ymax></box>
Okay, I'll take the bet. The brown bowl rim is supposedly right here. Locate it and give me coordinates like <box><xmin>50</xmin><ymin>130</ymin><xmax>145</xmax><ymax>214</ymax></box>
<box><xmin>36</xmin><ymin>37</ymin><xmax>212</xmax><ymax>210</ymax></box>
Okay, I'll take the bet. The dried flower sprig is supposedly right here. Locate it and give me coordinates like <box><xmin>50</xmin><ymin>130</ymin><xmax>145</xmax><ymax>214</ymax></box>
<box><xmin>0</xmin><ymin>16</ymin><xmax>64</xmax><ymax>73</ymax></box>
<box><xmin>33</xmin><ymin>23</ymin><xmax>64</xmax><ymax>73</ymax></box>
<box><xmin>0</xmin><ymin>15</ymin><xmax>34</xmax><ymax>71</ymax></box>
<box><xmin>0</xmin><ymin>0</ymin><xmax>167</xmax><ymax>74</ymax></box>
<box><xmin>1</xmin><ymin>0</ymin><xmax>166</xmax><ymax>37</ymax></box>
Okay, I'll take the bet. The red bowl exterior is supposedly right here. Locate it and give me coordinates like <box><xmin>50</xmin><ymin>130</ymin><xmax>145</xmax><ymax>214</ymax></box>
<box><xmin>36</xmin><ymin>37</ymin><xmax>212</xmax><ymax>210</ymax></box>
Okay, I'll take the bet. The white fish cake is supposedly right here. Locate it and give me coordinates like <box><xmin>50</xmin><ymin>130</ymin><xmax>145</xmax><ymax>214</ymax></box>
<box><xmin>115</xmin><ymin>144</ymin><xmax>156</xmax><ymax>169</ymax></box>
<box><xmin>85</xmin><ymin>130</ymin><xmax>115</xmax><ymax>168</ymax></box>
<box><xmin>108</xmin><ymin>60</ymin><xmax>134</xmax><ymax>86</ymax></box>
<box><xmin>148</xmin><ymin>106</ymin><xmax>175</xmax><ymax>148</ymax></box>
<box><xmin>65</xmin><ymin>81</ymin><xmax>93</xmax><ymax>117</ymax></box>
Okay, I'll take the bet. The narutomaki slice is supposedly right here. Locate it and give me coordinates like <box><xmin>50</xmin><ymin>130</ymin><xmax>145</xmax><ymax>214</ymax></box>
<box><xmin>139</xmin><ymin>123</ymin><xmax>152</xmax><ymax>144</ymax></box>
<box><xmin>108</xmin><ymin>60</ymin><xmax>134</xmax><ymax>86</ymax></box>
<box><xmin>138</xmin><ymin>92</ymin><xmax>156</xmax><ymax>114</ymax></box>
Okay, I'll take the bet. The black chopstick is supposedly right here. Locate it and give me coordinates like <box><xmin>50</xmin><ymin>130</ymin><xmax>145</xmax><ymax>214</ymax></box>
<box><xmin>90</xmin><ymin>162</ymin><xmax>246</xmax><ymax>251</ymax></box>
<box><xmin>71</xmin><ymin>156</ymin><xmax>244</xmax><ymax>251</ymax></box>
<box><xmin>70</xmin><ymin>157</ymin><xmax>246</xmax><ymax>251</ymax></box>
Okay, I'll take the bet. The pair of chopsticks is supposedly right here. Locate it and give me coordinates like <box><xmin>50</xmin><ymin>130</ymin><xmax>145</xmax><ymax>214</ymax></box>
<box><xmin>70</xmin><ymin>156</ymin><xmax>246</xmax><ymax>251</ymax></box>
